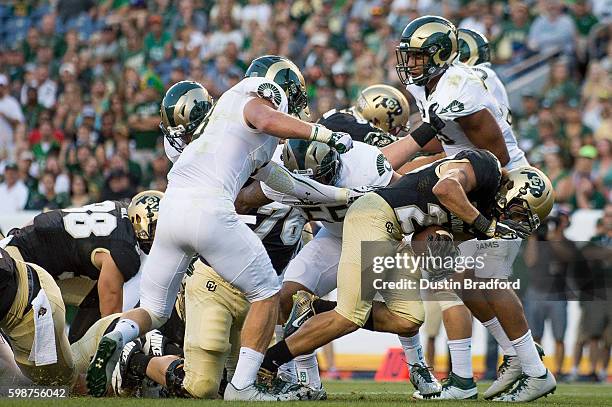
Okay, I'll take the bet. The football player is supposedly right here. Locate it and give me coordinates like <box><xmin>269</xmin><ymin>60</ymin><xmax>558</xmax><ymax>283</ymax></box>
<box><xmin>0</xmin><ymin>246</ymin><xmax>76</xmax><ymax>387</ymax></box>
<box><xmin>4</xmin><ymin>194</ymin><xmax>153</xmax><ymax>343</ymax></box>
<box><xmin>387</xmin><ymin>16</ymin><xmax>555</xmax><ymax>401</ymax></box>
<box><xmin>318</xmin><ymin>84</ymin><xmax>410</xmax><ymax>147</ymax></box>
<box><xmin>103</xmin><ymin>82</ymin><xmax>312</xmax><ymax>400</ymax></box>
<box><xmin>262</xmin><ymin>151</ymin><xmax>553</xmax><ymax>399</ymax></box>
<box><xmin>86</xmin><ymin>55</ymin><xmax>355</xmax><ymax>401</ymax></box>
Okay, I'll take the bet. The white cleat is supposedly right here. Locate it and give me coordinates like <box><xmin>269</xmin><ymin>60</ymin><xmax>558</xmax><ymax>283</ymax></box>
<box><xmin>485</xmin><ymin>342</ymin><xmax>545</xmax><ymax>400</ymax></box>
<box><xmin>224</xmin><ymin>382</ymin><xmax>292</xmax><ymax>401</ymax></box>
<box><xmin>409</xmin><ymin>363</ymin><xmax>442</xmax><ymax>398</ymax></box>
<box><xmin>493</xmin><ymin>370</ymin><xmax>556</xmax><ymax>402</ymax></box>
<box><xmin>412</xmin><ymin>372</ymin><xmax>477</xmax><ymax>400</ymax></box>
<box><xmin>224</xmin><ymin>381</ymin><xmax>323</xmax><ymax>401</ymax></box>
<box><xmin>483</xmin><ymin>355</ymin><xmax>522</xmax><ymax>400</ymax></box>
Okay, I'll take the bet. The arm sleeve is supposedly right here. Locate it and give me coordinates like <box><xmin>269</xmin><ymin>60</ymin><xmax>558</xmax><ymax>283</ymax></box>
<box><xmin>253</xmin><ymin>161</ymin><xmax>349</xmax><ymax>206</ymax></box>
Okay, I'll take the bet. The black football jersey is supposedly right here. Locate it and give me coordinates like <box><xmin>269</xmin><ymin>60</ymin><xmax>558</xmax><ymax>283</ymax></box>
<box><xmin>248</xmin><ymin>203</ymin><xmax>306</xmax><ymax>275</ymax></box>
<box><xmin>376</xmin><ymin>149</ymin><xmax>502</xmax><ymax>236</ymax></box>
<box><xmin>318</xmin><ymin>108</ymin><xmax>393</xmax><ymax>146</ymax></box>
<box><xmin>9</xmin><ymin>201</ymin><xmax>141</xmax><ymax>282</ymax></box>
<box><xmin>0</xmin><ymin>247</ymin><xmax>18</xmax><ymax>317</ymax></box>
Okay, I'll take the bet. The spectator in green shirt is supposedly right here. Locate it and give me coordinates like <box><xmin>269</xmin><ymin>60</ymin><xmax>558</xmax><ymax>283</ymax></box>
<box><xmin>144</xmin><ymin>15</ymin><xmax>172</xmax><ymax>66</ymax></box>
<box><xmin>26</xmin><ymin>170</ymin><xmax>71</xmax><ymax>210</ymax></box>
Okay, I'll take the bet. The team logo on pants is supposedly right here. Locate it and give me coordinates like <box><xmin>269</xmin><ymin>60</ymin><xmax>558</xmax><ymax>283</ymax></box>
<box><xmin>206</xmin><ymin>280</ymin><xmax>217</xmax><ymax>292</ymax></box>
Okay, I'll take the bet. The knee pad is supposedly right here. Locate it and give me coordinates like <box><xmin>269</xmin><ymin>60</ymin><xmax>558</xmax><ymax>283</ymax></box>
<box><xmin>164</xmin><ymin>358</ymin><xmax>190</xmax><ymax>398</ymax></box>
<box><xmin>143</xmin><ymin>308</ymin><xmax>170</xmax><ymax>330</ymax></box>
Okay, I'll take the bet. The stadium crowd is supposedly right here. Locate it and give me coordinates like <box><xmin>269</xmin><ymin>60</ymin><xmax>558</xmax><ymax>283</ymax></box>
<box><xmin>0</xmin><ymin>0</ymin><xmax>610</xmax><ymax>382</ymax></box>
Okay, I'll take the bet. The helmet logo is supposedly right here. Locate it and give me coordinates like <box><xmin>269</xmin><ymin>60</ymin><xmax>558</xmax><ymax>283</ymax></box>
<box><xmin>135</xmin><ymin>195</ymin><xmax>161</xmax><ymax>212</ymax></box>
<box><xmin>521</xmin><ymin>170</ymin><xmax>545</xmax><ymax>198</ymax></box>
<box><xmin>372</xmin><ymin>95</ymin><xmax>403</xmax><ymax>128</ymax></box>
<box><xmin>257</xmin><ymin>82</ymin><xmax>283</xmax><ymax>107</ymax></box>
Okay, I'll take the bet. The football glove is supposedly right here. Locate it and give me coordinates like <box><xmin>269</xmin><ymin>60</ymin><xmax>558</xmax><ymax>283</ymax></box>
<box><xmin>422</xmin><ymin>231</ymin><xmax>458</xmax><ymax>282</ymax></box>
<box><xmin>364</xmin><ymin>131</ymin><xmax>398</xmax><ymax>147</ymax></box>
<box><xmin>428</xmin><ymin>104</ymin><xmax>446</xmax><ymax>132</ymax></box>
<box><xmin>472</xmin><ymin>214</ymin><xmax>531</xmax><ymax>240</ymax></box>
<box><xmin>309</xmin><ymin>124</ymin><xmax>353</xmax><ymax>153</ymax></box>
<box><xmin>347</xmin><ymin>185</ymin><xmax>379</xmax><ymax>204</ymax></box>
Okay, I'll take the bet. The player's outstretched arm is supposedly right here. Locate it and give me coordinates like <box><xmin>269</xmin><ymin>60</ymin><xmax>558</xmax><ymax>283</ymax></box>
<box><xmin>251</xmin><ymin>160</ymin><xmax>358</xmax><ymax>206</ymax></box>
<box><xmin>243</xmin><ymin>98</ymin><xmax>353</xmax><ymax>153</ymax></box>
<box><xmin>94</xmin><ymin>251</ymin><xmax>124</xmax><ymax>316</ymax></box>
<box><xmin>456</xmin><ymin>109</ymin><xmax>510</xmax><ymax>167</ymax></box>
<box><xmin>381</xmin><ymin>105</ymin><xmax>445</xmax><ymax>169</ymax></box>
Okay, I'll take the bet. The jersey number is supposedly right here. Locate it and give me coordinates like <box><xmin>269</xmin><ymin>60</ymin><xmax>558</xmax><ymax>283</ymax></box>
<box><xmin>254</xmin><ymin>206</ymin><xmax>304</xmax><ymax>245</ymax></box>
<box><xmin>394</xmin><ymin>204</ymin><xmax>448</xmax><ymax>234</ymax></box>
<box><xmin>300</xmin><ymin>205</ymin><xmax>348</xmax><ymax>222</ymax></box>
<box><xmin>63</xmin><ymin>201</ymin><xmax>118</xmax><ymax>239</ymax></box>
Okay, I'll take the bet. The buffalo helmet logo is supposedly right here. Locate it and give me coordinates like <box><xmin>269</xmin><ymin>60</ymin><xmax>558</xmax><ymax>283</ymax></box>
<box><xmin>520</xmin><ymin>170</ymin><xmax>545</xmax><ymax>198</ymax></box>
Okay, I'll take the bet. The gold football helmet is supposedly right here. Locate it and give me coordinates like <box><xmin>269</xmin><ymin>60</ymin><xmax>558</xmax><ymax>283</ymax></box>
<box><xmin>355</xmin><ymin>84</ymin><xmax>410</xmax><ymax>135</ymax></box>
<box><xmin>128</xmin><ymin>190</ymin><xmax>164</xmax><ymax>254</ymax></box>
<box><xmin>282</xmin><ymin>139</ymin><xmax>341</xmax><ymax>185</ymax></box>
<box><xmin>495</xmin><ymin>166</ymin><xmax>554</xmax><ymax>232</ymax></box>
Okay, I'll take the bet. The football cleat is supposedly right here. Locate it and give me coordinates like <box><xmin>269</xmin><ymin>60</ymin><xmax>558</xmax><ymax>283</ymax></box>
<box><xmin>409</xmin><ymin>363</ymin><xmax>442</xmax><ymax>398</ymax></box>
<box><xmin>283</xmin><ymin>291</ymin><xmax>317</xmax><ymax>338</ymax></box>
<box><xmin>87</xmin><ymin>331</ymin><xmax>124</xmax><ymax>397</ymax></box>
<box><xmin>492</xmin><ymin>370</ymin><xmax>556</xmax><ymax>402</ymax></box>
<box><xmin>484</xmin><ymin>342</ymin><xmax>545</xmax><ymax>400</ymax></box>
<box><xmin>412</xmin><ymin>372</ymin><xmax>477</xmax><ymax>400</ymax></box>
<box><xmin>111</xmin><ymin>339</ymin><xmax>144</xmax><ymax>397</ymax></box>
<box><xmin>224</xmin><ymin>382</ymin><xmax>321</xmax><ymax>401</ymax></box>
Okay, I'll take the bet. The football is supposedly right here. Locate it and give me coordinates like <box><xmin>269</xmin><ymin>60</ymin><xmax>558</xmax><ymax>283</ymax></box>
<box><xmin>410</xmin><ymin>225</ymin><xmax>449</xmax><ymax>257</ymax></box>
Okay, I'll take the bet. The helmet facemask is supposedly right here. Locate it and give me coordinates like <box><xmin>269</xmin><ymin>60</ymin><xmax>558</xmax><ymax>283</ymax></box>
<box><xmin>396</xmin><ymin>44</ymin><xmax>447</xmax><ymax>86</ymax></box>
<box><xmin>494</xmin><ymin>180</ymin><xmax>541</xmax><ymax>233</ymax></box>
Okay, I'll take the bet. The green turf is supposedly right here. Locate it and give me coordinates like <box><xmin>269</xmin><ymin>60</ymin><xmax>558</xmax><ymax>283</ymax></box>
<box><xmin>2</xmin><ymin>381</ymin><xmax>611</xmax><ymax>406</ymax></box>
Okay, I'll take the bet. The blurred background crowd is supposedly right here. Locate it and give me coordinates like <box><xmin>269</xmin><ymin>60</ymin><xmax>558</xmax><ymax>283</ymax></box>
<box><xmin>0</xmin><ymin>0</ymin><xmax>610</xmax><ymax>381</ymax></box>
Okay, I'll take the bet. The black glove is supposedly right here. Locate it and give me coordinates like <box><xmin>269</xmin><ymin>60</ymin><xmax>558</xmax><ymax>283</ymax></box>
<box><xmin>422</xmin><ymin>230</ymin><xmax>458</xmax><ymax>282</ymax></box>
<box><xmin>472</xmin><ymin>214</ymin><xmax>532</xmax><ymax>240</ymax></box>
<box><xmin>364</xmin><ymin>131</ymin><xmax>398</xmax><ymax>147</ymax></box>
<box><xmin>427</xmin><ymin>103</ymin><xmax>446</xmax><ymax>132</ymax></box>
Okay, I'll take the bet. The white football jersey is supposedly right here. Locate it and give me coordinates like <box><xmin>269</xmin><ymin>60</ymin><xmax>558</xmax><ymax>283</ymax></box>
<box><xmin>406</xmin><ymin>62</ymin><xmax>527</xmax><ymax>170</ymax></box>
<box><xmin>262</xmin><ymin>141</ymin><xmax>393</xmax><ymax>237</ymax></box>
<box><xmin>168</xmin><ymin>77</ymin><xmax>288</xmax><ymax>199</ymax></box>
<box><xmin>472</xmin><ymin>62</ymin><xmax>511</xmax><ymax>126</ymax></box>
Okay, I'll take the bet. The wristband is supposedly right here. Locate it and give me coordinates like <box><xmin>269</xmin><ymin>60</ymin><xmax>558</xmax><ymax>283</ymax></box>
<box><xmin>411</xmin><ymin>122</ymin><xmax>438</xmax><ymax>147</ymax></box>
<box><xmin>309</xmin><ymin>124</ymin><xmax>333</xmax><ymax>144</ymax></box>
<box><xmin>472</xmin><ymin>213</ymin><xmax>493</xmax><ymax>235</ymax></box>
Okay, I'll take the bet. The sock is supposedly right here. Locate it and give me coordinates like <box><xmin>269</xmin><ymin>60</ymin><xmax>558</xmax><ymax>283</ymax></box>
<box><xmin>129</xmin><ymin>352</ymin><xmax>154</xmax><ymax>378</ymax></box>
<box><xmin>231</xmin><ymin>347</ymin><xmax>264</xmax><ymax>389</ymax></box>
<box><xmin>482</xmin><ymin>317</ymin><xmax>517</xmax><ymax>356</ymax></box>
<box><xmin>399</xmin><ymin>334</ymin><xmax>425</xmax><ymax>366</ymax></box>
<box><xmin>274</xmin><ymin>325</ymin><xmax>285</xmax><ymax>342</ymax></box>
<box><xmin>261</xmin><ymin>340</ymin><xmax>294</xmax><ymax>374</ymax></box>
<box><xmin>313</xmin><ymin>299</ymin><xmax>336</xmax><ymax>314</ymax></box>
<box><xmin>274</xmin><ymin>325</ymin><xmax>296</xmax><ymax>378</ymax></box>
<box><xmin>295</xmin><ymin>352</ymin><xmax>321</xmax><ymax>388</ymax></box>
<box><xmin>114</xmin><ymin>318</ymin><xmax>140</xmax><ymax>344</ymax></box>
<box><xmin>511</xmin><ymin>330</ymin><xmax>546</xmax><ymax>377</ymax></box>
<box><xmin>448</xmin><ymin>338</ymin><xmax>473</xmax><ymax>379</ymax></box>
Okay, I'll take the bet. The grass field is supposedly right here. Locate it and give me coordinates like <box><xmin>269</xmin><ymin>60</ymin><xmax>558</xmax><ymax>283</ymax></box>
<box><xmin>2</xmin><ymin>381</ymin><xmax>611</xmax><ymax>407</ymax></box>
